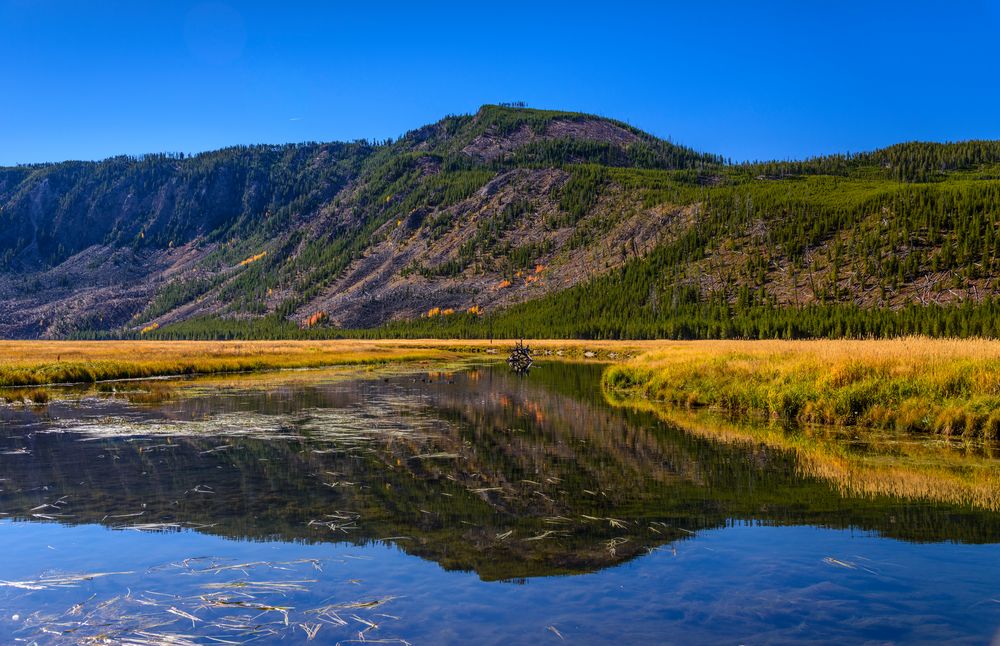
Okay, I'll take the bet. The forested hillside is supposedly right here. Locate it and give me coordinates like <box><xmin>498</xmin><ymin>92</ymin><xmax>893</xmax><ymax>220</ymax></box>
<box><xmin>2</xmin><ymin>105</ymin><xmax>1000</xmax><ymax>339</ymax></box>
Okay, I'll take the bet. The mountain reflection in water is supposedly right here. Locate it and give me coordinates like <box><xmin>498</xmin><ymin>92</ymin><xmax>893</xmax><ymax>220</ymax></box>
<box><xmin>2</xmin><ymin>362</ymin><xmax>999</xmax><ymax>583</ymax></box>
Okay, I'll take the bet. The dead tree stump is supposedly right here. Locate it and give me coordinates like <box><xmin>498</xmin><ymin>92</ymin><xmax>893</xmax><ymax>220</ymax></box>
<box><xmin>507</xmin><ymin>340</ymin><xmax>533</xmax><ymax>374</ymax></box>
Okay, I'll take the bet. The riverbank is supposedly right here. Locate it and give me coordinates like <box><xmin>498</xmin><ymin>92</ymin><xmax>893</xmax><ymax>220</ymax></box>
<box><xmin>0</xmin><ymin>339</ymin><xmax>653</xmax><ymax>389</ymax></box>
<box><xmin>0</xmin><ymin>340</ymin><xmax>451</xmax><ymax>388</ymax></box>
<box><xmin>603</xmin><ymin>338</ymin><xmax>1000</xmax><ymax>440</ymax></box>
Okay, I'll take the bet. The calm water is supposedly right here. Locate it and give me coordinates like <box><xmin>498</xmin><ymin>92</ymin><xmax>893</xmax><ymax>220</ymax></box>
<box><xmin>1</xmin><ymin>363</ymin><xmax>998</xmax><ymax>644</ymax></box>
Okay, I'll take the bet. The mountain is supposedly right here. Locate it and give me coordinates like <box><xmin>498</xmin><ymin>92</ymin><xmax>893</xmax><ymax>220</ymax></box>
<box><xmin>2</xmin><ymin>105</ymin><xmax>1000</xmax><ymax>340</ymax></box>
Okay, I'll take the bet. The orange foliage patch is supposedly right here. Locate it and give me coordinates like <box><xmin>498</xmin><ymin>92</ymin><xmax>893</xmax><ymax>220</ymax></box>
<box><xmin>497</xmin><ymin>279</ymin><xmax>512</xmax><ymax>290</ymax></box>
<box><xmin>467</xmin><ymin>305</ymin><xmax>483</xmax><ymax>316</ymax></box>
<box><xmin>304</xmin><ymin>311</ymin><xmax>327</xmax><ymax>327</ymax></box>
<box><xmin>239</xmin><ymin>251</ymin><xmax>267</xmax><ymax>267</ymax></box>
<box><xmin>427</xmin><ymin>307</ymin><xmax>442</xmax><ymax>318</ymax></box>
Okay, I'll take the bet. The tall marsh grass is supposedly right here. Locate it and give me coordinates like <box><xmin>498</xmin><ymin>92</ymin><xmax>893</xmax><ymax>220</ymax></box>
<box><xmin>603</xmin><ymin>338</ymin><xmax>1000</xmax><ymax>440</ymax></box>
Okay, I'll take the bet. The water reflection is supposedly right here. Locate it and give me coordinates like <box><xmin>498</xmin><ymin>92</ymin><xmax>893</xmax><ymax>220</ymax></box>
<box><xmin>2</xmin><ymin>363</ymin><xmax>999</xmax><ymax>584</ymax></box>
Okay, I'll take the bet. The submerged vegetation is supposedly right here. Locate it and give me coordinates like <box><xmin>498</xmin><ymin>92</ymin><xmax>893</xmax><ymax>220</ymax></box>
<box><xmin>604</xmin><ymin>338</ymin><xmax>1000</xmax><ymax>440</ymax></box>
<box><xmin>2</xmin><ymin>557</ymin><xmax>403</xmax><ymax>643</ymax></box>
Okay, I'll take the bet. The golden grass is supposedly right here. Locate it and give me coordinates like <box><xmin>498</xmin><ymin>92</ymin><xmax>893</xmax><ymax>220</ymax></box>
<box><xmin>604</xmin><ymin>337</ymin><xmax>1000</xmax><ymax>439</ymax></box>
<box><xmin>0</xmin><ymin>338</ymin><xmax>659</xmax><ymax>389</ymax></box>
<box><xmin>0</xmin><ymin>340</ymin><xmax>460</xmax><ymax>387</ymax></box>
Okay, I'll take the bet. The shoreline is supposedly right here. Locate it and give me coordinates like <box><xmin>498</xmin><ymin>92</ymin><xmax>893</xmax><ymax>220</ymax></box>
<box><xmin>604</xmin><ymin>337</ymin><xmax>1000</xmax><ymax>440</ymax></box>
<box><xmin>0</xmin><ymin>338</ymin><xmax>656</xmax><ymax>389</ymax></box>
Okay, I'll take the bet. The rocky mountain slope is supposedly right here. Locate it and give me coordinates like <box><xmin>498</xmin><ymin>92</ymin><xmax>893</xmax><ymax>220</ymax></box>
<box><xmin>2</xmin><ymin>105</ymin><xmax>1000</xmax><ymax>339</ymax></box>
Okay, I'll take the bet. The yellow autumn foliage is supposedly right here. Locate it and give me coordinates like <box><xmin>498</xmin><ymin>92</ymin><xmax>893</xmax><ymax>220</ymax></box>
<box><xmin>239</xmin><ymin>251</ymin><xmax>267</xmax><ymax>267</ymax></box>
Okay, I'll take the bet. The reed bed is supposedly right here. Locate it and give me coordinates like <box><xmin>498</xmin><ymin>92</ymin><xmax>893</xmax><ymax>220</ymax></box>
<box><xmin>44</xmin><ymin>393</ymin><xmax>443</xmax><ymax>450</ymax></box>
<box><xmin>604</xmin><ymin>337</ymin><xmax>1000</xmax><ymax>440</ymax></box>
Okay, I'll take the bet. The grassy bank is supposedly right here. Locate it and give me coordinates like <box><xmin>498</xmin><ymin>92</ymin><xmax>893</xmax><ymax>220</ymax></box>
<box><xmin>0</xmin><ymin>339</ymin><xmax>653</xmax><ymax>389</ymax></box>
<box><xmin>0</xmin><ymin>340</ymin><xmax>464</xmax><ymax>388</ymax></box>
<box><xmin>603</xmin><ymin>338</ymin><xmax>1000</xmax><ymax>440</ymax></box>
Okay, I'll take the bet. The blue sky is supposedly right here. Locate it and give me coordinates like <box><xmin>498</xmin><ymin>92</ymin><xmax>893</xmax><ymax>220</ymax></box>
<box><xmin>1</xmin><ymin>1</ymin><xmax>998</xmax><ymax>165</ymax></box>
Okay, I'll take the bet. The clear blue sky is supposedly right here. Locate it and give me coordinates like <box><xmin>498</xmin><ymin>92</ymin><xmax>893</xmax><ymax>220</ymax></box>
<box><xmin>2</xmin><ymin>1</ymin><xmax>998</xmax><ymax>166</ymax></box>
